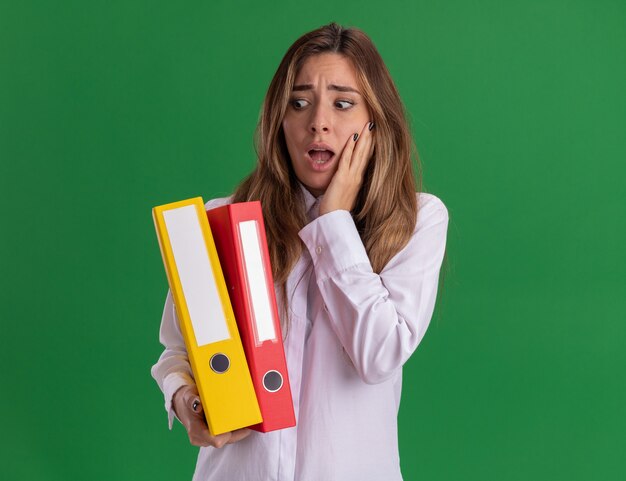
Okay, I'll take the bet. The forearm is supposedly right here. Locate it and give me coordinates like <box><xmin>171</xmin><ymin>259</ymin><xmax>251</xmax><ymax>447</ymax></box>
<box><xmin>299</xmin><ymin>197</ymin><xmax>448</xmax><ymax>384</ymax></box>
<box><xmin>317</xmin><ymin>267</ymin><xmax>427</xmax><ymax>384</ymax></box>
<box><xmin>151</xmin><ymin>290</ymin><xmax>195</xmax><ymax>428</ymax></box>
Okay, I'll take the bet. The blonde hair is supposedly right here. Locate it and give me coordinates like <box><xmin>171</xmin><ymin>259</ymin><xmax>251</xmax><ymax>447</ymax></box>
<box><xmin>233</xmin><ymin>23</ymin><xmax>420</xmax><ymax>320</ymax></box>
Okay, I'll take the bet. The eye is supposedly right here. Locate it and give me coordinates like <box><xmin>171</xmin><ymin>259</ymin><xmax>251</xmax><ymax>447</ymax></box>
<box><xmin>335</xmin><ymin>100</ymin><xmax>354</xmax><ymax>110</ymax></box>
<box><xmin>290</xmin><ymin>98</ymin><xmax>310</xmax><ymax>110</ymax></box>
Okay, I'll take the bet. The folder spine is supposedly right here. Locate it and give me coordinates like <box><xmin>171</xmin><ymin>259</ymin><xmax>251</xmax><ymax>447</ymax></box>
<box><xmin>153</xmin><ymin>198</ymin><xmax>262</xmax><ymax>435</ymax></box>
<box><xmin>207</xmin><ymin>201</ymin><xmax>296</xmax><ymax>433</ymax></box>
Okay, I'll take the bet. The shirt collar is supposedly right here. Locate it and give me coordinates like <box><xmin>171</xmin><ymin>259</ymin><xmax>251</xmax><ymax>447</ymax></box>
<box><xmin>298</xmin><ymin>182</ymin><xmax>322</xmax><ymax>221</ymax></box>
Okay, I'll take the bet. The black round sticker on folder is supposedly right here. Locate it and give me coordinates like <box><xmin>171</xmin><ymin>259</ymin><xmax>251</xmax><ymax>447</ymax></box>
<box><xmin>210</xmin><ymin>353</ymin><xmax>230</xmax><ymax>374</ymax></box>
<box><xmin>263</xmin><ymin>370</ymin><xmax>283</xmax><ymax>392</ymax></box>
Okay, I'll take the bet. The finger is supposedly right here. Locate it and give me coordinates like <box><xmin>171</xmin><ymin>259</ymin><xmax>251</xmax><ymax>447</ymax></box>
<box><xmin>210</xmin><ymin>432</ymin><xmax>234</xmax><ymax>449</ymax></box>
<box><xmin>350</xmin><ymin>121</ymin><xmax>375</xmax><ymax>176</ymax></box>
<box><xmin>190</xmin><ymin>396</ymin><xmax>203</xmax><ymax>416</ymax></box>
<box><xmin>187</xmin><ymin>416</ymin><xmax>214</xmax><ymax>447</ymax></box>
<box><xmin>347</xmin><ymin>122</ymin><xmax>372</xmax><ymax>176</ymax></box>
<box><xmin>226</xmin><ymin>428</ymin><xmax>252</xmax><ymax>445</ymax></box>
<box><xmin>181</xmin><ymin>385</ymin><xmax>203</xmax><ymax>416</ymax></box>
<box><xmin>337</xmin><ymin>131</ymin><xmax>359</xmax><ymax>174</ymax></box>
<box><xmin>190</xmin><ymin>427</ymin><xmax>252</xmax><ymax>448</ymax></box>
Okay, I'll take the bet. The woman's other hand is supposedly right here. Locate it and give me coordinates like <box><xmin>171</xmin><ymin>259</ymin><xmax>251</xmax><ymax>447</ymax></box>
<box><xmin>319</xmin><ymin>120</ymin><xmax>375</xmax><ymax>216</ymax></box>
<box><xmin>172</xmin><ymin>385</ymin><xmax>252</xmax><ymax>448</ymax></box>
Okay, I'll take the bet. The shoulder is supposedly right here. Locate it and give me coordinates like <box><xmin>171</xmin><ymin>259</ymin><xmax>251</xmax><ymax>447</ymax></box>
<box><xmin>415</xmin><ymin>192</ymin><xmax>448</xmax><ymax>229</ymax></box>
<box><xmin>204</xmin><ymin>196</ymin><xmax>234</xmax><ymax>210</ymax></box>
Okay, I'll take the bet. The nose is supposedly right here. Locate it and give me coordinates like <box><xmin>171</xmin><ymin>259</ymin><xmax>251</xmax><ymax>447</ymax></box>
<box><xmin>309</xmin><ymin>104</ymin><xmax>330</xmax><ymax>134</ymax></box>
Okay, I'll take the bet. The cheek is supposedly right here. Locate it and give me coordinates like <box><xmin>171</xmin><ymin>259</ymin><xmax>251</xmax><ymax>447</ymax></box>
<box><xmin>339</xmin><ymin>115</ymin><xmax>367</xmax><ymax>138</ymax></box>
<box><xmin>281</xmin><ymin>120</ymin><xmax>290</xmax><ymax>143</ymax></box>
<box><xmin>342</xmin><ymin>109</ymin><xmax>371</xmax><ymax>136</ymax></box>
<box><xmin>281</xmin><ymin>122</ymin><xmax>300</xmax><ymax>171</ymax></box>
<box><xmin>335</xmin><ymin>123</ymin><xmax>357</xmax><ymax>142</ymax></box>
<box><xmin>282</xmin><ymin>119</ymin><xmax>298</xmax><ymax>148</ymax></box>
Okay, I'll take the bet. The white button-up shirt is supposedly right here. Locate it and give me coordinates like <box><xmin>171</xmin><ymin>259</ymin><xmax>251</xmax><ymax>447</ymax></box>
<box><xmin>151</xmin><ymin>187</ymin><xmax>448</xmax><ymax>481</ymax></box>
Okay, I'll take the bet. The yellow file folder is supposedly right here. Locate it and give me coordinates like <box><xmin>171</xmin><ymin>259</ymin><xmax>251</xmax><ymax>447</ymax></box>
<box><xmin>153</xmin><ymin>197</ymin><xmax>262</xmax><ymax>435</ymax></box>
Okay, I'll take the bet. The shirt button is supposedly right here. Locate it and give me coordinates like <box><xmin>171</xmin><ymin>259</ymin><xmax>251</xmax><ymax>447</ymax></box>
<box><xmin>315</xmin><ymin>245</ymin><xmax>323</xmax><ymax>254</ymax></box>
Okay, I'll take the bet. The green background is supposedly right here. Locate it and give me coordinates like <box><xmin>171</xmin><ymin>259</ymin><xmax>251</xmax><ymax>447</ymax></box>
<box><xmin>1</xmin><ymin>1</ymin><xmax>625</xmax><ymax>479</ymax></box>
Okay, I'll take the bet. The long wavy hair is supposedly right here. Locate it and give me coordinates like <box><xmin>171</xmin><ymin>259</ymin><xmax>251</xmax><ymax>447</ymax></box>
<box><xmin>233</xmin><ymin>23</ymin><xmax>420</xmax><ymax>321</ymax></box>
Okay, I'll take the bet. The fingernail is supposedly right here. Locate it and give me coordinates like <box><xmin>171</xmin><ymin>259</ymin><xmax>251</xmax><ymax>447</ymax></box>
<box><xmin>368</xmin><ymin>122</ymin><xmax>375</xmax><ymax>131</ymax></box>
<box><xmin>353</xmin><ymin>133</ymin><xmax>359</xmax><ymax>141</ymax></box>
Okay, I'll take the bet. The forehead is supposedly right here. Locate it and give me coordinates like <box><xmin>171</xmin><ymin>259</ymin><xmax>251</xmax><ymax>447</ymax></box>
<box><xmin>294</xmin><ymin>53</ymin><xmax>359</xmax><ymax>86</ymax></box>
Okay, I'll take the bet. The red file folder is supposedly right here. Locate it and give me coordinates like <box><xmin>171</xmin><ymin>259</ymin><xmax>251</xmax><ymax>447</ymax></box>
<box><xmin>206</xmin><ymin>201</ymin><xmax>296</xmax><ymax>433</ymax></box>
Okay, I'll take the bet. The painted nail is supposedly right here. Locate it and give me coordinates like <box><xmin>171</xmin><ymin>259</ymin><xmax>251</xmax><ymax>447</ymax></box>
<box><xmin>353</xmin><ymin>133</ymin><xmax>359</xmax><ymax>141</ymax></box>
<box><xmin>368</xmin><ymin>122</ymin><xmax>375</xmax><ymax>131</ymax></box>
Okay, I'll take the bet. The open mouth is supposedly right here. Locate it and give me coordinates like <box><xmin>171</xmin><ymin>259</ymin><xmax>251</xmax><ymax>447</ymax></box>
<box><xmin>308</xmin><ymin>148</ymin><xmax>335</xmax><ymax>164</ymax></box>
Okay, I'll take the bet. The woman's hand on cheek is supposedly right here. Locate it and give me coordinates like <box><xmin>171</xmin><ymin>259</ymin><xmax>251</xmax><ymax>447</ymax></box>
<box><xmin>319</xmin><ymin>121</ymin><xmax>375</xmax><ymax>216</ymax></box>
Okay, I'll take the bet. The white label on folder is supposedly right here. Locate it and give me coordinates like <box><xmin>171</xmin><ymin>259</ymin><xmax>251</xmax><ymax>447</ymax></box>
<box><xmin>238</xmin><ymin>220</ymin><xmax>277</xmax><ymax>343</ymax></box>
<box><xmin>164</xmin><ymin>205</ymin><xmax>230</xmax><ymax>346</ymax></box>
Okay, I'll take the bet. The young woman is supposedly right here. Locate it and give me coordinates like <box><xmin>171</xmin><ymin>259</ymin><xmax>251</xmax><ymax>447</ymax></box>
<box><xmin>152</xmin><ymin>23</ymin><xmax>448</xmax><ymax>481</ymax></box>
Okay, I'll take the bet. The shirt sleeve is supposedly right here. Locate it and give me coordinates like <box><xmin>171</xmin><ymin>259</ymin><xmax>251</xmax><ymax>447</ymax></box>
<box><xmin>150</xmin><ymin>196</ymin><xmax>232</xmax><ymax>428</ymax></box>
<box><xmin>150</xmin><ymin>291</ymin><xmax>195</xmax><ymax>429</ymax></box>
<box><xmin>298</xmin><ymin>193</ymin><xmax>449</xmax><ymax>385</ymax></box>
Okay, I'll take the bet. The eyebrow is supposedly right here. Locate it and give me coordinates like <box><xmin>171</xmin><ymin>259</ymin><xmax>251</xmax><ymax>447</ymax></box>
<box><xmin>292</xmin><ymin>83</ymin><xmax>360</xmax><ymax>94</ymax></box>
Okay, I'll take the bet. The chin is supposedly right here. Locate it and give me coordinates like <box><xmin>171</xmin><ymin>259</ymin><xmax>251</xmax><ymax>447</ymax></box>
<box><xmin>303</xmin><ymin>181</ymin><xmax>328</xmax><ymax>197</ymax></box>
